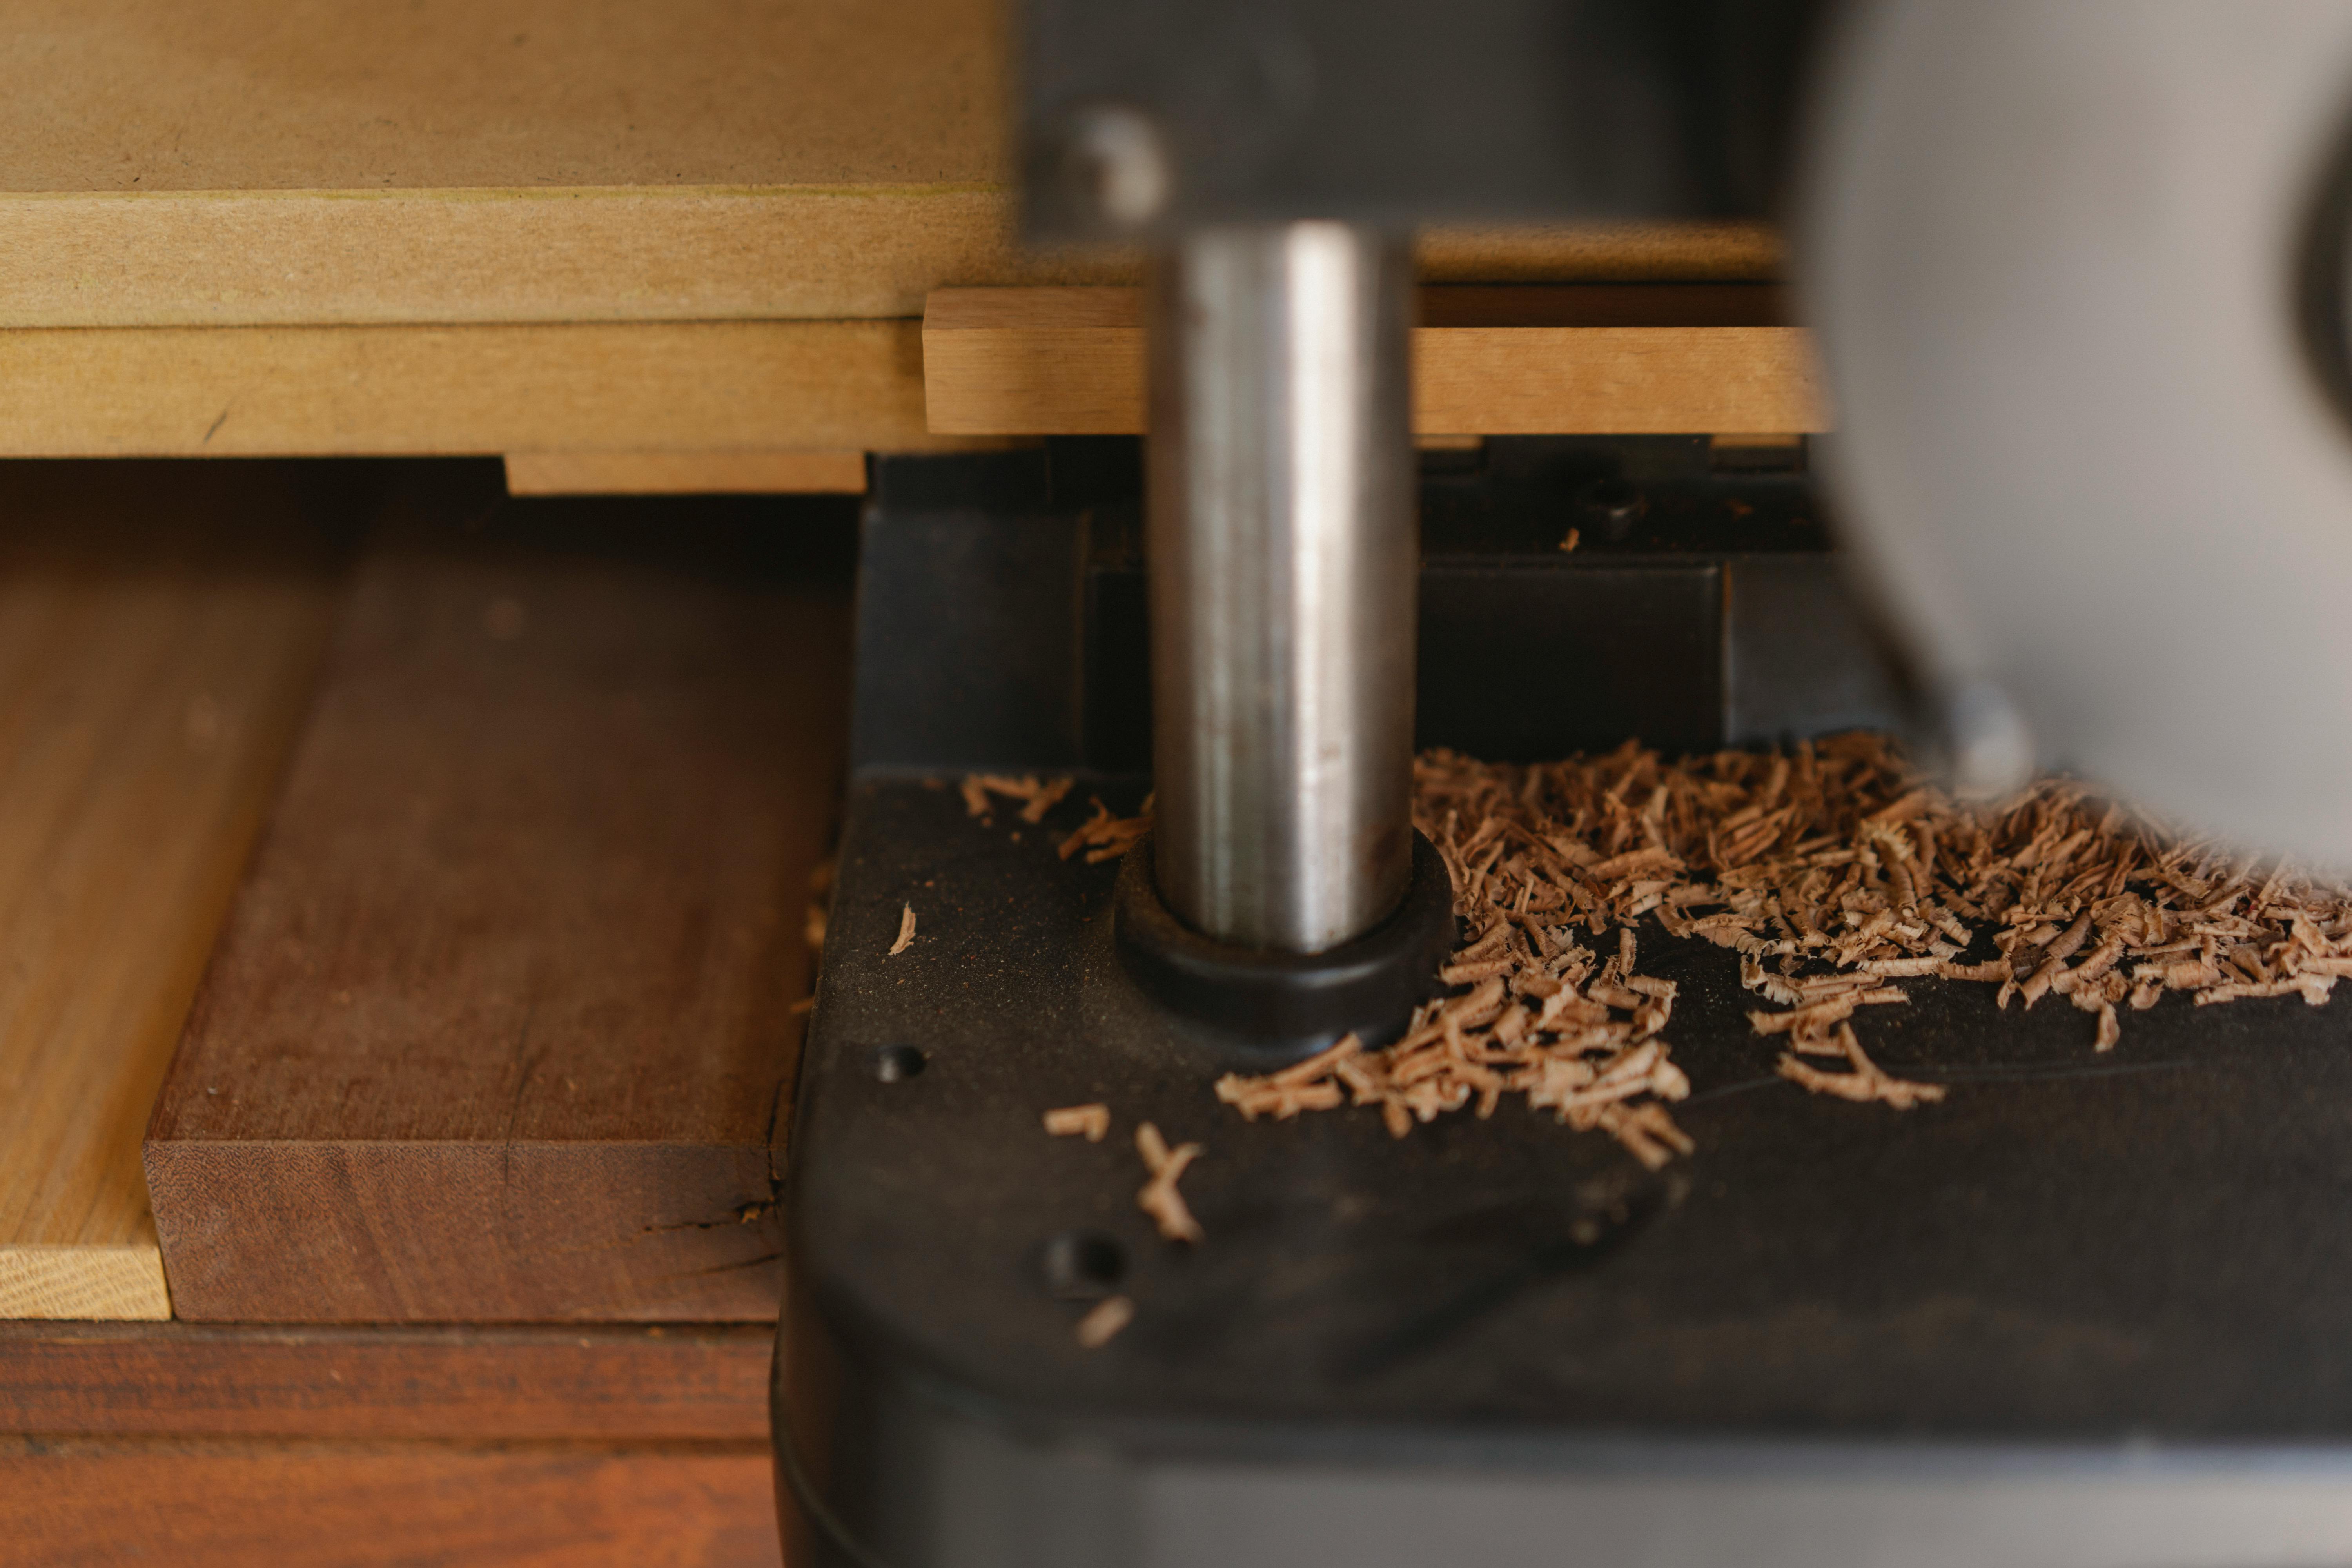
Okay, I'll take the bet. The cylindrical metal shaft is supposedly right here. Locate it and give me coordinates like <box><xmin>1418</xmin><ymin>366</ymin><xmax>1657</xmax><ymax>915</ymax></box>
<box><xmin>1147</xmin><ymin>221</ymin><xmax>1417</xmax><ymax>954</ymax></box>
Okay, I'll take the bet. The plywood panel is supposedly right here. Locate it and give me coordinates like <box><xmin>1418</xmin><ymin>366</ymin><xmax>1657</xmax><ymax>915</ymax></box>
<box><xmin>145</xmin><ymin>472</ymin><xmax>851</xmax><ymax>1321</ymax></box>
<box><xmin>0</xmin><ymin>464</ymin><xmax>345</xmax><ymax>1319</ymax></box>
<box><xmin>2</xmin><ymin>0</ymin><xmax>1005</xmax><ymax>194</ymax></box>
<box><xmin>922</xmin><ymin>285</ymin><xmax>1830</xmax><ymax>437</ymax></box>
<box><xmin>0</xmin><ymin>0</ymin><xmax>1779</xmax><ymax>329</ymax></box>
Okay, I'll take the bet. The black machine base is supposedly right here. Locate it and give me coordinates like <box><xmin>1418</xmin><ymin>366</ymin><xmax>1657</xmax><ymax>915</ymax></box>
<box><xmin>777</xmin><ymin>776</ymin><xmax>2352</xmax><ymax>1568</ymax></box>
<box><xmin>1111</xmin><ymin>829</ymin><xmax>1457</xmax><ymax>1060</ymax></box>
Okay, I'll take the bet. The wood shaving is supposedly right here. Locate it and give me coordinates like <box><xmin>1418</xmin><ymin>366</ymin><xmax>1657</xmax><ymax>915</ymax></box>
<box><xmin>962</xmin><ymin>773</ymin><xmax>1076</xmax><ymax>824</ymax></box>
<box><xmin>1074</xmin><ymin>1294</ymin><xmax>1134</xmax><ymax>1348</ymax></box>
<box><xmin>803</xmin><ymin>857</ymin><xmax>835</xmax><ymax>954</ymax></box>
<box><xmin>1776</xmin><ymin>1022</ymin><xmax>1945</xmax><ymax>1110</ymax></box>
<box><xmin>1060</xmin><ymin>795</ymin><xmax>1153</xmax><ymax>863</ymax></box>
<box><xmin>1209</xmin><ymin>736</ymin><xmax>2352</xmax><ymax>1166</ymax></box>
<box><xmin>1135</xmin><ymin>1121</ymin><xmax>1204</xmax><ymax>1243</ymax></box>
<box><xmin>1043</xmin><ymin>1103</ymin><xmax>1111</xmax><ymax>1142</ymax></box>
<box><xmin>887</xmin><ymin>902</ymin><xmax>916</xmax><ymax>956</ymax></box>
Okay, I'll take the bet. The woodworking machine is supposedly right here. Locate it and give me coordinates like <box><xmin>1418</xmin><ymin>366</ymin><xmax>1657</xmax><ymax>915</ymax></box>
<box><xmin>777</xmin><ymin>4</ymin><xmax>2352</xmax><ymax>1564</ymax></box>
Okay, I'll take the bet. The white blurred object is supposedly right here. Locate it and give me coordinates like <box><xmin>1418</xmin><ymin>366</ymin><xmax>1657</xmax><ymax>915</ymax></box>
<box><xmin>1802</xmin><ymin>1</ymin><xmax>2352</xmax><ymax>862</ymax></box>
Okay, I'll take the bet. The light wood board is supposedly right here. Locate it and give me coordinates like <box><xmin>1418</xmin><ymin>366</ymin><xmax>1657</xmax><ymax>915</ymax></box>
<box><xmin>503</xmin><ymin>451</ymin><xmax>869</xmax><ymax>497</ymax></box>
<box><xmin>0</xmin><ymin>0</ymin><xmax>1780</xmax><ymax>330</ymax></box>
<box><xmin>0</xmin><ymin>462</ymin><xmax>344</xmax><ymax>1319</ymax></box>
<box><xmin>924</xmin><ymin>285</ymin><xmax>1831</xmax><ymax>436</ymax></box>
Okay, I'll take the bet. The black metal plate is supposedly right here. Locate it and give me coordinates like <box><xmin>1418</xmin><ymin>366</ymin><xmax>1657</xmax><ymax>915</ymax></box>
<box><xmin>791</xmin><ymin>778</ymin><xmax>2352</xmax><ymax>1441</ymax></box>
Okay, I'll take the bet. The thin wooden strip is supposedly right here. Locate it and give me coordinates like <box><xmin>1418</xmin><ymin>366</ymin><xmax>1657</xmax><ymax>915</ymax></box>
<box><xmin>0</xmin><ymin>319</ymin><xmax>989</xmax><ymax>459</ymax></box>
<box><xmin>503</xmin><ymin>451</ymin><xmax>870</xmax><ymax>497</ymax></box>
<box><xmin>0</xmin><ymin>1436</ymin><xmax>781</xmax><ymax>1568</ymax></box>
<box><xmin>0</xmin><ymin>1321</ymin><xmax>772</xmax><ymax>1441</ymax></box>
<box><xmin>1418</xmin><ymin>325</ymin><xmax>1827</xmax><ymax>435</ymax></box>
<box><xmin>922</xmin><ymin>285</ymin><xmax>1830</xmax><ymax>437</ymax></box>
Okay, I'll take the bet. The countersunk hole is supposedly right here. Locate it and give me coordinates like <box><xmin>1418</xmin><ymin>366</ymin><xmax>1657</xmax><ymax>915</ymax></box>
<box><xmin>870</xmin><ymin>1044</ymin><xmax>928</xmax><ymax>1083</ymax></box>
<box><xmin>1040</xmin><ymin>1230</ymin><xmax>1126</xmax><ymax>1299</ymax></box>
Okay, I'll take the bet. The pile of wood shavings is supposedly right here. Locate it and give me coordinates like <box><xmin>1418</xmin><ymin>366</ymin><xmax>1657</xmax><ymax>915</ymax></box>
<box><xmin>1216</xmin><ymin>735</ymin><xmax>2352</xmax><ymax>1169</ymax></box>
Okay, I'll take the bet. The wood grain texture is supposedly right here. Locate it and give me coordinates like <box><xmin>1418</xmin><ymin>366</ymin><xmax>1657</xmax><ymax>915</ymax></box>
<box><xmin>504</xmin><ymin>450</ymin><xmax>870</xmax><ymax>497</ymax></box>
<box><xmin>0</xmin><ymin>318</ymin><xmax>1002</xmax><ymax>459</ymax></box>
<box><xmin>1</xmin><ymin>187</ymin><xmax>1126</xmax><ymax>329</ymax></box>
<box><xmin>0</xmin><ymin>192</ymin><xmax>1780</xmax><ymax>330</ymax></box>
<box><xmin>0</xmin><ymin>463</ymin><xmax>346</xmax><ymax>1319</ymax></box>
<box><xmin>0</xmin><ymin>1247</ymin><xmax>169</xmax><ymax>1323</ymax></box>
<box><xmin>0</xmin><ymin>0</ymin><xmax>1777</xmax><ymax>328</ymax></box>
<box><xmin>146</xmin><ymin>472</ymin><xmax>851</xmax><ymax>1322</ymax></box>
<box><xmin>0</xmin><ymin>1321</ymin><xmax>771</xmax><ymax>1441</ymax></box>
<box><xmin>0</xmin><ymin>1436</ymin><xmax>780</xmax><ymax>1568</ymax></box>
<box><xmin>923</xmin><ymin>284</ymin><xmax>1831</xmax><ymax>437</ymax></box>
<box><xmin>1</xmin><ymin>0</ymin><xmax>1006</xmax><ymax>195</ymax></box>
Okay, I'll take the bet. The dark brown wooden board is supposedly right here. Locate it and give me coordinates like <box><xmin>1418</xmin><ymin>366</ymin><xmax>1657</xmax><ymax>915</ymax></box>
<box><xmin>1</xmin><ymin>1435</ymin><xmax>780</xmax><ymax>1567</ymax></box>
<box><xmin>145</xmin><ymin>470</ymin><xmax>853</xmax><ymax>1322</ymax></box>
<box><xmin>0</xmin><ymin>1320</ymin><xmax>770</xmax><ymax>1440</ymax></box>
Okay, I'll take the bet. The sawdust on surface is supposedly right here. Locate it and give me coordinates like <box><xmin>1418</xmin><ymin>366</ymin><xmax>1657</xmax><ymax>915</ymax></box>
<box><xmin>1216</xmin><ymin>735</ymin><xmax>2352</xmax><ymax>1168</ymax></box>
<box><xmin>975</xmin><ymin>740</ymin><xmax>2352</xmax><ymax>1173</ymax></box>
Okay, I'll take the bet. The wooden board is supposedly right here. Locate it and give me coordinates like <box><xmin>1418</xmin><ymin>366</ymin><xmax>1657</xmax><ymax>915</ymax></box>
<box><xmin>0</xmin><ymin>463</ymin><xmax>345</xmax><ymax>1319</ymax></box>
<box><xmin>0</xmin><ymin>1436</ymin><xmax>780</xmax><ymax>1567</ymax></box>
<box><xmin>2</xmin><ymin>0</ymin><xmax>1008</xmax><ymax>194</ymax></box>
<box><xmin>145</xmin><ymin>468</ymin><xmax>850</xmax><ymax>1322</ymax></box>
<box><xmin>0</xmin><ymin>1321</ymin><xmax>769</xmax><ymax>1441</ymax></box>
<box><xmin>0</xmin><ymin>2</ymin><xmax>1779</xmax><ymax>330</ymax></box>
<box><xmin>923</xmin><ymin>284</ymin><xmax>1831</xmax><ymax>436</ymax></box>
<box><xmin>0</xmin><ymin>276</ymin><xmax>1807</xmax><ymax>461</ymax></box>
<box><xmin>0</xmin><ymin>196</ymin><xmax>1780</xmax><ymax>330</ymax></box>
<box><xmin>0</xmin><ymin>319</ymin><xmax>1003</xmax><ymax>459</ymax></box>
<box><xmin>504</xmin><ymin>451</ymin><xmax>870</xmax><ymax>497</ymax></box>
